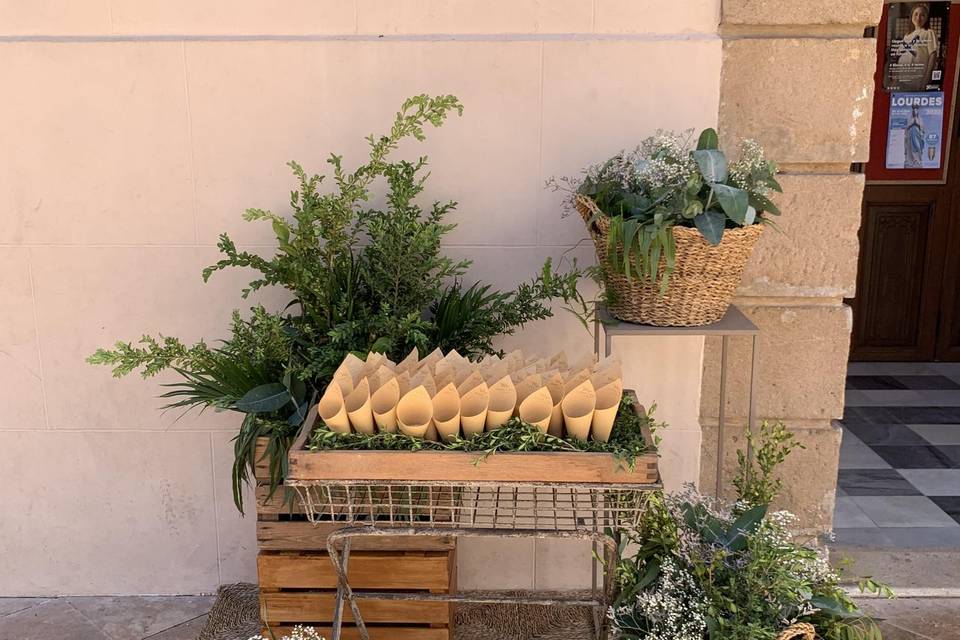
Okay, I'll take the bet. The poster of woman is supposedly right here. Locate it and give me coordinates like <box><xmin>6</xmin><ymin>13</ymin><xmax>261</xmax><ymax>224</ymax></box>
<box><xmin>884</xmin><ymin>2</ymin><xmax>950</xmax><ymax>91</ymax></box>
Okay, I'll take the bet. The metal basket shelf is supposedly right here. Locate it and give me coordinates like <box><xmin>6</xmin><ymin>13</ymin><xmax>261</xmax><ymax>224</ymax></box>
<box><xmin>288</xmin><ymin>479</ymin><xmax>654</xmax><ymax>533</ymax></box>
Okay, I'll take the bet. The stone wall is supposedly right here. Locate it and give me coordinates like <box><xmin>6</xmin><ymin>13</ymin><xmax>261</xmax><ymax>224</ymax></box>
<box><xmin>700</xmin><ymin>0</ymin><xmax>882</xmax><ymax>534</ymax></box>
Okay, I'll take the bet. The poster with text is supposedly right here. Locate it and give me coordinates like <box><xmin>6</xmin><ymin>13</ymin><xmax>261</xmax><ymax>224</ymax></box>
<box><xmin>886</xmin><ymin>91</ymin><xmax>944</xmax><ymax>169</ymax></box>
<box><xmin>884</xmin><ymin>1</ymin><xmax>950</xmax><ymax>91</ymax></box>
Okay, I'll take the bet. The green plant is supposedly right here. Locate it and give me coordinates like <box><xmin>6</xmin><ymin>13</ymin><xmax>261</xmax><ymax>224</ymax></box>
<box><xmin>610</xmin><ymin>424</ymin><xmax>891</xmax><ymax>640</ymax></box>
<box><xmin>733</xmin><ymin>420</ymin><xmax>805</xmax><ymax>510</ymax></box>
<box><xmin>550</xmin><ymin>129</ymin><xmax>781</xmax><ymax>289</ymax></box>
<box><xmin>89</xmin><ymin>95</ymin><xmax>585</xmax><ymax>513</ymax></box>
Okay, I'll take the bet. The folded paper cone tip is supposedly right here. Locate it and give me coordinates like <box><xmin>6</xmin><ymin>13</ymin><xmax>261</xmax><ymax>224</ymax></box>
<box><xmin>519</xmin><ymin>386</ymin><xmax>552</xmax><ymax>432</ymax></box>
<box><xmin>318</xmin><ymin>383</ymin><xmax>351</xmax><ymax>434</ymax></box>
<box><xmin>397</xmin><ymin>385</ymin><xmax>433</xmax><ymax>438</ymax></box>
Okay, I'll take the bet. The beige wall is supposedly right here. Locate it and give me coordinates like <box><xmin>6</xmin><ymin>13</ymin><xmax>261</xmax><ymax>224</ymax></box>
<box><xmin>700</xmin><ymin>0</ymin><xmax>881</xmax><ymax>534</ymax></box>
<box><xmin>0</xmin><ymin>1</ymin><xmax>723</xmax><ymax>595</ymax></box>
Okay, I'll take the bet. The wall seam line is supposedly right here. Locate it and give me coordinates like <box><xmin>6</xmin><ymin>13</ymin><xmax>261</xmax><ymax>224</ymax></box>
<box><xmin>181</xmin><ymin>42</ymin><xmax>201</xmax><ymax>246</ymax></box>
<box><xmin>26</xmin><ymin>249</ymin><xmax>50</xmax><ymax>430</ymax></box>
<box><xmin>210</xmin><ymin>432</ymin><xmax>223</xmax><ymax>586</ymax></box>
<box><xmin>536</xmin><ymin>41</ymin><xmax>544</xmax><ymax>248</ymax></box>
<box><xmin>0</xmin><ymin>32</ymin><xmax>722</xmax><ymax>43</ymax></box>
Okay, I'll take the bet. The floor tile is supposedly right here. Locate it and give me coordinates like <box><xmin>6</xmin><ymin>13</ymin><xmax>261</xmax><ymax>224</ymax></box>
<box><xmin>0</xmin><ymin>600</ymin><xmax>111</xmax><ymax>640</ymax></box>
<box><xmin>839</xmin><ymin>435</ymin><xmax>891</xmax><ymax>469</ymax></box>
<box><xmin>143</xmin><ymin>614</ymin><xmax>208</xmax><ymax>640</ymax></box>
<box><xmin>852</xmin><ymin>496</ymin><xmax>960</xmax><ymax>527</ymax></box>
<box><xmin>67</xmin><ymin>595</ymin><xmax>214</xmax><ymax>640</ymax></box>
<box><xmin>853</xmin><ymin>390</ymin><xmax>926</xmax><ymax>406</ymax></box>
<box><xmin>830</xmin><ymin>526</ymin><xmax>895</xmax><ymax>547</ymax></box>
<box><xmin>895</xmin><ymin>406</ymin><xmax>960</xmax><ymax>424</ymax></box>
<box><xmin>908</xmin><ymin>390</ymin><xmax>960</xmax><ymax>406</ymax></box>
<box><xmin>909</xmin><ymin>424</ymin><xmax>960</xmax><ymax>445</ymax></box>
<box><xmin>861</xmin><ymin>597</ymin><xmax>960</xmax><ymax>638</ymax></box>
<box><xmin>847</xmin><ymin>362</ymin><xmax>937</xmax><ymax>376</ymax></box>
<box><xmin>833</xmin><ymin>497</ymin><xmax>876</xmax><ymax>527</ymax></box>
<box><xmin>0</xmin><ymin>598</ymin><xmax>47</xmax><ymax>617</ymax></box>
<box><xmin>896</xmin><ymin>375</ymin><xmax>960</xmax><ymax>390</ymax></box>
<box><xmin>871</xmin><ymin>445</ymin><xmax>958</xmax><ymax>469</ymax></box>
<box><xmin>841</xmin><ymin>406</ymin><xmax>903</xmax><ymax>424</ymax></box>
<box><xmin>898</xmin><ymin>469</ymin><xmax>960</xmax><ymax>496</ymax></box>
<box><xmin>846</xmin><ymin>375</ymin><xmax>907</xmax><ymax>390</ymax></box>
<box><xmin>837</xmin><ymin>469</ymin><xmax>921</xmax><ymax>496</ymax></box>
<box><xmin>930</xmin><ymin>496</ymin><xmax>960</xmax><ymax>524</ymax></box>
<box><xmin>844</xmin><ymin>423</ymin><xmax>928</xmax><ymax>446</ymax></box>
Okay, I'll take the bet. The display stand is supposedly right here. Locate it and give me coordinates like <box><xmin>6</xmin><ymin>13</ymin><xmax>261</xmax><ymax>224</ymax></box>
<box><xmin>593</xmin><ymin>304</ymin><xmax>760</xmax><ymax>496</ymax></box>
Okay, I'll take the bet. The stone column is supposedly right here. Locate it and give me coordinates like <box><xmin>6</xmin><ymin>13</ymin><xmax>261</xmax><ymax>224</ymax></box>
<box><xmin>700</xmin><ymin>1</ymin><xmax>882</xmax><ymax>535</ymax></box>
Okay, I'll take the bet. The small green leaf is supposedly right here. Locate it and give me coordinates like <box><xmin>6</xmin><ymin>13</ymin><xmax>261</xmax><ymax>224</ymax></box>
<box><xmin>697</xmin><ymin>128</ymin><xmax>719</xmax><ymax>150</ymax></box>
<box><xmin>712</xmin><ymin>183</ymin><xmax>749</xmax><ymax>224</ymax></box>
<box><xmin>693</xmin><ymin>210</ymin><xmax>726</xmax><ymax>245</ymax></box>
<box><xmin>749</xmin><ymin>191</ymin><xmax>780</xmax><ymax>216</ymax></box>
<box><xmin>693</xmin><ymin>149</ymin><xmax>728</xmax><ymax>183</ymax></box>
<box><xmin>236</xmin><ymin>382</ymin><xmax>291</xmax><ymax>413</ymax></box>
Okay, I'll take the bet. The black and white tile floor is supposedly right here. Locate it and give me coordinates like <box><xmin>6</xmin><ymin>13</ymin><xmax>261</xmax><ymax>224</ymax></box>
<box><xmin>834</xmin><ymin>362</ymin><xmax>960</xmax><ymax>548</ymax></box>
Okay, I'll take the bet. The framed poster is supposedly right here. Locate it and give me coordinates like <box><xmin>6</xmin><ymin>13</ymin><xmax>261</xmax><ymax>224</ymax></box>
<box><xmin>884</xmin><ymin>2</ymin><xmax>950</xmax><ymax>92</ymax></box>
<box><xmin>885</xmin><ymin>91</ymin><xmax>945</xmax><ymax>169</ymax></box>
<box><xmin>867</xmin><ymin>2</ymin><xmax>960</xmax><ymax>184</ymax></box>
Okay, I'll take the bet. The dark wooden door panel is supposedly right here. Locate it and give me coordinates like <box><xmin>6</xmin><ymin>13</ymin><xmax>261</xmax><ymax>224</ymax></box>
<box><xmin>936</xmin><ymin>205</ymin><xmax>960</xmax><ymax>360</ymax></box>
<box><xmin>851</xmin><ymin>186</ymin><xmax>951</xmax><ymax>361</ymax></box>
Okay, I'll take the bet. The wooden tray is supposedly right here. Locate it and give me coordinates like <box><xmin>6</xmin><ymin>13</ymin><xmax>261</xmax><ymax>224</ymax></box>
<box><xmin>284</xmin><ymin>390</ymin><xmax>660</xmax><ymax>486</ymax></box>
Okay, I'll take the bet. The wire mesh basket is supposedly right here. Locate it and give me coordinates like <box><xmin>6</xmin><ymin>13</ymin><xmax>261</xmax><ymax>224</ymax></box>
<box><xmin>287</xmin><ymin>480</ymin><xmax>653</xmax><ymax>534</ymax></box>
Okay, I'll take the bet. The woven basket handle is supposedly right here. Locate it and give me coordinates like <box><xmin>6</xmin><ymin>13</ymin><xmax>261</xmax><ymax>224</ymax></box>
<box><xmin>775</xmin><ymin>623</ymin><xmax>816</xmax><ymax>640</ymax></box>
<box><xmin>574</xmin><ymin>195</ymin><xmax>605</xmax><ymax>236</ymax></box>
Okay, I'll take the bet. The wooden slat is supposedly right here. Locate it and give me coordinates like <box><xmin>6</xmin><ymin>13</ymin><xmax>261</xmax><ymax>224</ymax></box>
<box><xmin>263</xmin><ymin>626</ymin><xmax>448</xmax><ymax>640</ymax></box>
<box><xmin>260</xmin><ymin>592</ymin><xmax>449</xmax><ymax>624</ymax></box>
<box><xmin>287</xmin><ymin>448</ymin><xmax>659</xmax><ymax>483</ymax></box>
<box><xmin>257</xmin><ymin>521</ymin><xmax>455</xmax><ymax>551</ymax></box>
<box><xmin>257</xmin><ymin>552</ymin><xmax>452</xmax><ymax>591</ymax></box>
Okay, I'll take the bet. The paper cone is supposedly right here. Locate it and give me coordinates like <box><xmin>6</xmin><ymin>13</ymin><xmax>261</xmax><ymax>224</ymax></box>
<box><xmin>371</xmin><ymin>376</ymin><xmax>400</xmax><ymax>433</ymax></box>
<box><xmin>483</xmin><ymin>359</ymin><xmax>510</xmax><ymax>385</ymax></box>
<box><xmin>591</xmin><ymin>379</ymin><xmax>623</xmax><ymax>442</ymax></box>
<box><xmin>345</xmin><ymin>377</ymin><xmax>375</xmax><ymax>435</ymax></box>
<box><xmin>432</xmin><ymin>382</ymin><xmax>461</xmax><ymax>441</ymax></box>
<box><xmin>503</xmin><ymin>349</ymin><xmax>525</xmax><ymax>373</ymax></box>
<box><xmin>519</xmin><ymin>386</ymin><xmax>553</xmax><ymax>433</ymax></box>
<box><xmin>395</xmin><ymin>370</ymin><xmax>412</xmax><ymax>397</ymax></box>
<box><xmin>397</xmin><ymin>386</ymin><xmax>433</xmax><ymax>438</ymax></box>
<box><xmin>486</xmin><ymin>375</ymin><xmax>517</xmax><ymax>430</ymax></box>
<box><xmin>591</xmin><ymin>356</ymin><xmax>622</xmax><ymax>390</ymax></box>
<box><xmin>545</xmin><ymin>372</ymin><xmax>565</xmax><ymax>437</ymax></box>
<box><xmin>424</xmin><ymin>422</ymin><xmax>439</xmax><ymax>441</ymax></box>
<box><xmin>563</xmin><ymin>368</ymin><xmax>592</xmax><ymax>395</ymax></box>
<box><xmin>514</xmin><ymin>373</ymin><xmax>543</xmax><ymax>406</ymax></box>
<box><xmin>511</xmin><ymin>363</ymin><xmax>538</xmax><ymax>384</ymax></box>
<box><xmin>549</xmin><ymin>350</ymin><xmax>568</xmax><ymax>370</ymax></box>
<box><xmin>459</xmin><ymin>382</ymin><xmax>489</xmax><ymax>438</ymax></box>
<box><xmin>362</xmin><ymin>351</ymin><xmax>387</xmax><ymax>377</ymax></box>
<box><xmin>568</xmin><ymin>353</ymin><xmax>597</xmax><ymax>375</ymax></box>
<box><xmin>396</xmin><ymin>347</ymin><xmax>419</xmax><ymax>374</ymax></box>
<box><xmin>332</xmin><ymin>358</ymin><xmax>358</xmax><ymax>395</ymax></box>
<box><xmin>434</xmin><ymin>359</ymin><xmax>457</xmax><ymax>390</ymax></box>
<box><xmin>456</xmin><ymin>369</ymin><xmax>484</xmax><ymax>394</ymax></box>
<box><xmin>419</xmin><ymin>347</ymin><xmax>444</xmax><ymax>373</ymax></box>
<box><xmin>561</xmin><ymin>379</ymin><xmax>596</xmax><ymax>442</ymax></box>
<box><xmin>409</xmin><ymin>368</ymin><xmax>437</xmax><ymax>398</ymax></box>
<box><xmin>318</xmin><ymin>382</ymin><xmax>351</xmax><ymax>434</ymax></box>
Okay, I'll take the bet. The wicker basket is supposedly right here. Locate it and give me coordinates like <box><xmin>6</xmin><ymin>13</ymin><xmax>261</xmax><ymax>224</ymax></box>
<box><xmin>576</xmin><ymin>195</ymin><xmax>762</xmax><ymax>326</ymax></box>
<box><xmin>775</xmin><ymin>622</ymin><xmax>816</xmax><ymax>640</ymax></box>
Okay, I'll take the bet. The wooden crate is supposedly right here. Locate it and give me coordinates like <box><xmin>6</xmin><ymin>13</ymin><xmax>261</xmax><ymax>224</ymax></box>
<box><xmin>254</xmin><ymin>442</ymin><xmax>456</xmax><ymax>639</ymax></box>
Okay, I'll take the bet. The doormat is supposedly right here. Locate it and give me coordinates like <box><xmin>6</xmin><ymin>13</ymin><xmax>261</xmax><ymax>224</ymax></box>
<box><xmin>196</xmin><ymin>583</ymin><xmax>597</xmax><ymax>640</ymax></box>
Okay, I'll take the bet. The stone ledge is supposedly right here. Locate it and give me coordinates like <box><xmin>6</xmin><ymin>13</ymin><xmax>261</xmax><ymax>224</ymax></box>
<box><xmin>722</xmin><ymin>0</ymin><xmax>881</xmax><ymax>27</ymax></box>
<box><xmin>720</xmin><ymin>38</ymin><xmax>876</xmax><ymax>164</ymax></box>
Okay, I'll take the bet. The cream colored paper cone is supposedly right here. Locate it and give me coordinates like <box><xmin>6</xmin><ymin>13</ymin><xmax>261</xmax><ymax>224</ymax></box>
<box><xmin>483</xmin><ymin>359</ymin><xmax>509</xmax><ymax>385</ymax></box>
<box><xmin>332</xmin><ymin>361</ymin><xmax>356</xmax><ymax>395</ymax></box>
<box><xmin>367</xmin><ymin>364</ymin><xmax>395</xmax><ymax>394</ymax></box>
<box><xmin>511</xmin><ymin>363</ymin><xmax>538</xmax><ymax>384</ymax></box>
<box><xmin>545</xmin><ymin>373</ymin><xmax>565</xmax><ymax>437</ymax></box>
<box><xmin>424</xmin><ymin>421</ymin><xmax>439</xmax><ymax>441</ymax></box>
<box><xmin>345</xmin><ymin>378</ymin><xmax>375</xmax><ymax>435</ymax></box>
<box><xmin>503</xmin><ymin>349</ymin><xmax>525</xmax><ymax>373</ymax></box>
<box><xmin>561</xmin><ymin>379</ymin><xmax>596</xmax><ymax>442</ymax></box>
<box><xmin>371</xmin><ymin>377</ymin><xmax>400</xmax><ymax>433</ymax></box>
<box><xmin>486</xmin><ymin>375</ymin><xmax>517</xmax><ymax>430</ymax></box>
<box><xmin>397</xmin><ymin>386</ymin><xmax>433</xmax><ymax>438</ymax></box>
<box><xmin>361</xmin><ymin>351</ymin><xmax>386</xmax><ymax>377</ymax></box>
<box><xmin>432</xmin><ymin>383</ymin><xmax>461</xmax><ymax>442</ymax></box>
<box><xmin>419</xmin><ymin>347</ymin><xmax>444</xmax><ymax>373</ymax></box>
<box><xmin>548</xmin><ymin>404</ymin><xmax>564</xmax><ymax>437</ymax></box>
<box><xmin>549</xmin><ymin>350</ymin><xmax>568</xmax><ymax>370</ymax></box>
<box><xmin>563</xmin><ymin>368</ymin><xmax>592</xmax><ymax>395</ymax></box>
<box><xmin>409</xmin><ymin>368</ymin><xmax>437</xmax><ymax>398</ymax></box>
<box><xmin>395</xmin><ymin>371</ymin><xmax>412</xmax><ymax>397</ymax></box>
<box><xmin>519</xmin><ymin>386</ymin><xmax>553</xmax><ymax>433</ymax></box>
<box><xmin>396</xmin><ymin>347</ymin><xmax>419</xmax><ymax>374</ymax></box>
<box><xmin>591</xmin><ymin>379</ymin><xmax>623</xmax><ymax>443</ymax></box>
<box><xmin>456</xmin><ymin>369</ymin><xmax>484</xmax><ymax>395</ymax></box>
<box><xmin>514</xmin><ymin>373</ymin><xmax>542</xmax><ymax>410</ymax></box>
<box><xmin>568</xmin><ymin>353</ymin><xmax>596</xmax><ymax>374</ymax></box>
<box><xmin>318</xmin><ymin>383</ymin><xmax>351</xmax><ymax>434</ymax></box>
<box><xmin>434</xmin><ymin>359</ymin><xmax>456</xmax><ymax>390</ymax></box>
<box><xmin>459</xmin><ymin>382</ymin><xmax>489</xmax><ymax>438</ymax></box>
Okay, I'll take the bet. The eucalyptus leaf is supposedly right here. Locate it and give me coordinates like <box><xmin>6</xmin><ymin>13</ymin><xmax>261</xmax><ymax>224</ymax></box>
<box><xmin>693</xmin><ymin>210</ymin><xmax>726</xmax><ymax>245</ymax></box>
<box><xmin>697</xmin><ymin>128</ymin><xmax>719</xmax><ymax>150</ymax></box>
<box><xmin>236</xmin><ymin>382</ymin><xmax>292</xmax><ymax>413</ymax></box>
<box><xmin>693</xmin><ymin>149</ymin><xmax>728</xmax><ymax>183</ymax></box>
<box><xmin>712</xmin><ymin>183</ymin><xmax>749</xmax><ymax>224</ymax></box>
<box><xmin>749</xmin><ymin>191</ymin><xmax>780</xmax><ymax>216</ymax></box>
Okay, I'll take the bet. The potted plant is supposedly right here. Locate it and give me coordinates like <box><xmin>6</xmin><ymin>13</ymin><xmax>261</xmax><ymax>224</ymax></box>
<box><xmin>553</xmin><ymin>129</ymin><xmax>781</xmax><ymax>326</ymax></box>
